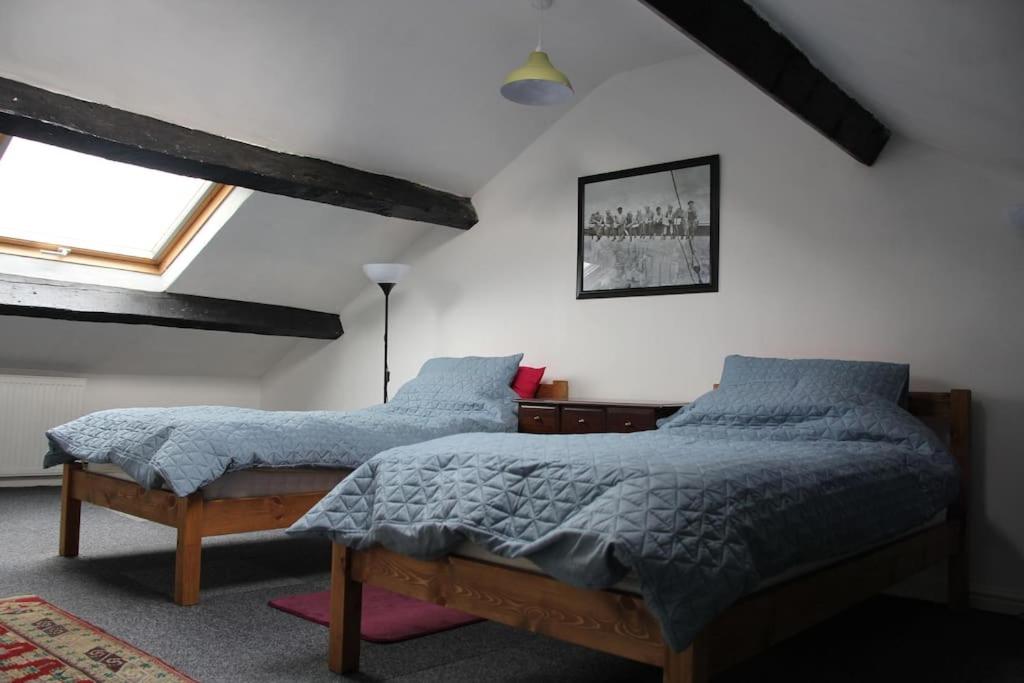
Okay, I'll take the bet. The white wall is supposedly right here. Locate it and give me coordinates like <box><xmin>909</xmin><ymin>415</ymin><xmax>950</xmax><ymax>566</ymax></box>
<box><xmin>262</xmin><ymin>55</ymin><xmax>1024</xmax><ymax>607</ymax></box>
<box><xmin>80</xmin><ymin>373</ymin><xmax>259</xmax><ymax>413</ymax></box>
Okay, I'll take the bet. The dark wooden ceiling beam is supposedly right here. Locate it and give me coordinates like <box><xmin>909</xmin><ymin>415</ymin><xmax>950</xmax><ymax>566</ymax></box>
<box><xmin>640</xmin><ymin>0</ymin><xmax>890</xmax><ymax>165</ymax></box>
<box><xmin>0</xmin><ymin>77</ymin><xmax>477</xmax><ymax>230</ymax></box>
<box><xmin>0</xmin><ymin>275</ymin><xmax>343</xmax><ymax>339</ymax></box>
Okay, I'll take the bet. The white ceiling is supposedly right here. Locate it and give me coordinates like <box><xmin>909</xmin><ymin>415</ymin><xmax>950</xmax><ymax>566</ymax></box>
<box><xmin>748</xmin><ymin>0</ymin><xmax>1024</xmax><ymax>175</ymax></box>
<box><xmin>167</xmin><ymin>191</ymin><xmax>442</xmax><ymax>312</ymax></box>
<box><xmin>0</xmin><ymin>1</ymin><xmax>1020</xmax><ymax>379</ymax></box>
<box><xmin>0</xmin><ymin>0</ymin><xmax>695</xmax><ymax>377</ymax></box>
<box><xmin>0</xmin><ymin>0</ymin><xmax>695</xmax><ymax>196</ymax></box>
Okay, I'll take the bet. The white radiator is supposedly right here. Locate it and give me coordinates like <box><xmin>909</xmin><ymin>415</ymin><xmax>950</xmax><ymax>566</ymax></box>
<box><xmin>0</xmin><ymin>374</ymin><xmax>86</xmax><ymax>477</ymax></box>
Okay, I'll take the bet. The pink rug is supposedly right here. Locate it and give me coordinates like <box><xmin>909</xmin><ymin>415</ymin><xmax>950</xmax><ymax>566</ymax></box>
<box><xmin>268</xmin><ymin>585</ymin><xmax>482</xmax><ymax>643</ymax></box>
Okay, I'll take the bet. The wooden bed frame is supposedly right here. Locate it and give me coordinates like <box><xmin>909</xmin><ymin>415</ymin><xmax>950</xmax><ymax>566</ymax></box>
<box><xmin>57</xmin><ymin>379</ymin><xmax>571</xmax><ymax>606</ymax></box>
<box><xmin>326</xmin><ymin>389</ymin><xmax>970</xmax><ymax>682</ymax></box>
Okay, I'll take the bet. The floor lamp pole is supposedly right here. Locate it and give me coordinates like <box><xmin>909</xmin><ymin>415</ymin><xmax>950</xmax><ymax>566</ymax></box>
<box><xmin>380</xmin><ymin>282</ymin><xmax>394</xmax><ymax>403</ymax></box>
<box><xmin>363</xmin><ymin>263</ymin><xmax>408</xmax><ymax>405</ymax></box>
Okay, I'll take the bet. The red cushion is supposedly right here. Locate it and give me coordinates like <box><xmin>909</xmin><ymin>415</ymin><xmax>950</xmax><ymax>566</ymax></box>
<box><xmin>512</xmin><ymin>365</ymin><xmax>546</xmax><ymax>399</ymax></box>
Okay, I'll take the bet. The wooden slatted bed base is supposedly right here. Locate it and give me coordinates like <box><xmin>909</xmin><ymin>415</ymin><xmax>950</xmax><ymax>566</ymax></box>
<box><xmin>327</xmin><ymin>389</ymin><xmax>971</xmax><ymax>682</ymax></box>
<box><xmin>58</xmin><ymin>463</ymin><xmax>334</xmax><ymax>605</ymax></box>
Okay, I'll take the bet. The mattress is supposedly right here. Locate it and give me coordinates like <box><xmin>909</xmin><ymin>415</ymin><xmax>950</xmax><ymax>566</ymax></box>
<box><xmin>451</xmin><ymin>512</ymin><xmax>947</xmax><ymax>596</ymax></box>
<box><xmin>84</xmin><ymin>462</ymin><xmax>349</xmax><ymax>500</ymax></box>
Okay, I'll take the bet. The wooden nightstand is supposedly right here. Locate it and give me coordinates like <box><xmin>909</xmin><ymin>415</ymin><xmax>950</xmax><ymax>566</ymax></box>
<box><xmin>516</xmin><ymin>398</ymin><xmax>685</xmax><ymax>435</ymax></box>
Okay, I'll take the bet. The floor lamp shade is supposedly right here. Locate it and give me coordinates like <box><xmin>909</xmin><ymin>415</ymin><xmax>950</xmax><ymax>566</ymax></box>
<box><xmin>363</xmin><ymin>263</ymin><xmax>411</xmax><ymax>285</ymax></box>
<box><xmin>363</xmin><ymin>263</ymin><xmax>410</xmax><ymax>404</ymax></box>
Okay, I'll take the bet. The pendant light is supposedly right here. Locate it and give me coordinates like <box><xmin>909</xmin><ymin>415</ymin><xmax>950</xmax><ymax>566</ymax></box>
<box><xmin>501</xmin><ymin>0</ymin><xmax>574</xmax><ymax>106</ymax></box>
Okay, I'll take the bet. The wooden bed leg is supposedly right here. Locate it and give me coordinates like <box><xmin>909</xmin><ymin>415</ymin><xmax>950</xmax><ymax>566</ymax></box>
<box><xmin>663</xmin><ymin>635</ymin><xmax>709</xmax><ymax>683</ymax></box>
<box><xmin>59</xmin><ymin>463</ymin><xmax>82</xmax><ymax>557</ymax></box>
<box><xmin>947</xmin><ymin>389</ymin><xmax>971</xmax><ymax>612</ymax></box>
<box><xmin>948</xmin><ymin>541</ymin><xmax>970</xmax><ymax>612</ymax></box>
<box><xmin>328</xmin><ymin>543</ymin><xmax>363</xmax><ymax>675</ymax></box>
<box><xmin>174</xmin><ymin>492</ymin><xmax>204</xmax><ymax>606</ymax></box>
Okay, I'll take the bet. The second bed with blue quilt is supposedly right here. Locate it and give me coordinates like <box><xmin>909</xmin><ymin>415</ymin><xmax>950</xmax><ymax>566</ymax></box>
<box><xmin>289</xmin><ymin>356</ymin><xmax>961</xmax><ymax>651</ymax></box>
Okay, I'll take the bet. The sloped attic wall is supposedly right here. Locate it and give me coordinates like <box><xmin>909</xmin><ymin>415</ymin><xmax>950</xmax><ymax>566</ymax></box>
<box><xmin>0</xmin><ymin>188</ymin><xmax>446</xmax><ymax>427</ymax></box>
<box><xmin>0</xmin><ymin>184</ymin><xmax>265</xmax><ymax>424</ymax></box>
<box><xmin>262</xmin><ymin>54</ymin><xmax>1024</xmax><ymax>608</ymax></box>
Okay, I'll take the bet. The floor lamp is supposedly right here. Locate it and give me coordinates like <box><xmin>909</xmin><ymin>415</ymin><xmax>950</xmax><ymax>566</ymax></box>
<box><xmin>362</xmin><ymin>263</ymin><xmax>411</xmax><ymax>403</ymax></box>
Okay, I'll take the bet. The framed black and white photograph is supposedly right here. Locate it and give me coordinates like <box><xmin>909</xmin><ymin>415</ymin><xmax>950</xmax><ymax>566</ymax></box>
<box><xmin>577</xmin><ymin>155</ymin><xmax>719</xmax><ymax>299</ymax></box>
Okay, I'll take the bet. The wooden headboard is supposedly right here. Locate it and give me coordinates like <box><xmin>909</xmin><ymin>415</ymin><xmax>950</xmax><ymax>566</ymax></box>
<box><xmin>907</xmin><ymin>390</ymin><xmax>971</xmax><ymax>463</ymax></box>
<box><xmin>535</xmin><ymin>380</ymin><xmax>569</xmax><ymax>401</ymax></box>
<box><xmin>909</xmin><ymin>389</ymin><xmax>972</xmax><ymax>606</ymax></box>
<box><xmin>907</xmin><ymin>389</ymin><xmax>971</xmax><ymax>516</ymax></box>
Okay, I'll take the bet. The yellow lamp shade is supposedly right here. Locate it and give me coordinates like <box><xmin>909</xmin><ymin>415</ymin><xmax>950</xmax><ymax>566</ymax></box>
<box><xmin>501</xmin><ymin>50</ymin><xmax>574</xmax><ymax>105</ymax></box>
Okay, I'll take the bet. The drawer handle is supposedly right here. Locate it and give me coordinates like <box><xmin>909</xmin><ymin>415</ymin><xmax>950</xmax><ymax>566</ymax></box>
<box><xmin>577</xmin><ymin>418</ymin><xmax>586</xmax><ymax>424</ymax></box>
<box><xmin>532</xmin><ymin>415</ymin><xmax>542</xmax><ymax>422</ymax></box>
<box><xmin>624</xmin><ymin>421</ymin><xmax>633</xmax><ymax>428</ymax></box>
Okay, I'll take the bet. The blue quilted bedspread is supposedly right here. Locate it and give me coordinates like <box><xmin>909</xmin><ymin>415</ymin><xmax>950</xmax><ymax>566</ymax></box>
<box><xmin>43</xmin><ymin>354</ymin><xmax>523</xmax><ymax>496</ymax></box>
<box><xmin>289</xmin><ymin>382</ymin><xmax>959</xmax><ymax>650</ymax></box>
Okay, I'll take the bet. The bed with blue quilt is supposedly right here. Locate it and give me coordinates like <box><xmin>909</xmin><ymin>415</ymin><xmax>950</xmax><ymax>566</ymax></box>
<box><xmin>45</xmin><ymin>353</ymin><xmax>525</xmax><ymax>496</ymax></box>
<box><xmin>288</xmin><ymin>356</ymin><xmax>970</xmax><ymax>682</ymax></box>
<box><xmin>45</xmin><ymin>353</ymin><xmax>545</xmax><ymax>605</ymax></box>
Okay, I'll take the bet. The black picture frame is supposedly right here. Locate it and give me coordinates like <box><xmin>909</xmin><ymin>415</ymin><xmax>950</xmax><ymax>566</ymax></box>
<box><xmin>576</xmin><ymin>154</ymin><xmax>719</xmax><ymax>299</ymax></box>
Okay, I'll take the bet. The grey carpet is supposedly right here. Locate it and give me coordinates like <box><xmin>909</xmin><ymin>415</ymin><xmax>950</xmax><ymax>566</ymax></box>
<box><xmin>0</xmin><ymin>487</ymin><xmax>1021</xmax><ymax>682</ymax></box>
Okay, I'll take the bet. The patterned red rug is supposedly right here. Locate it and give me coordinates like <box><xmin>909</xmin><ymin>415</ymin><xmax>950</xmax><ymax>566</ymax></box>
<box><xmin>269</xmin><ymin>585</ymin><xmax>482</xmax><ymax>643</ymax></box>
<box><xmin>0</xmin><ymin>595</ymin><xmax>196</xmax><ymax>682</ymax></box>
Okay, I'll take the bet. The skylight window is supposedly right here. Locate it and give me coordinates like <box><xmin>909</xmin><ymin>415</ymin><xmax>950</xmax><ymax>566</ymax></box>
<box><xmin>0</xmin><ymin>134</ymin><xmax>232</xmax><ymax>273</ymax></box>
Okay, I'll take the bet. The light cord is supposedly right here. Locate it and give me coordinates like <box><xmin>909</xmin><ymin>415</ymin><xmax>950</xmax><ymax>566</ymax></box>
<box><xmin>536</xmin><ymin>5</ymin><xmax>544</xmax><ymax>51</ymax></box>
